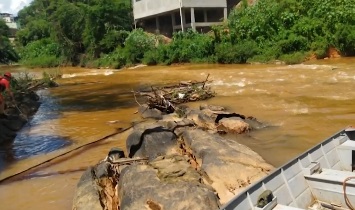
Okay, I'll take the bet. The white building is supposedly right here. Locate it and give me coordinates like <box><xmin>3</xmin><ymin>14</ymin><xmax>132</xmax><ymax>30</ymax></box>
<box><xmin>133</xmin><ymin>0</ymin><xmax>240</xmax><ymax>36</ymax></box>
<box><xmin>1</xmin><ymin>13</ymin><xmax>18</xmax><ymax>27</ymax></box>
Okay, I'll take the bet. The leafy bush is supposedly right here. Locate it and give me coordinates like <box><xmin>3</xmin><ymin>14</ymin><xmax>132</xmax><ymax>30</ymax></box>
<box><xmin>21</xmin><ymin>56</ymin><xmax>62</xmax><ymax>67</ymax></box>
<box><xmin>93</xmin><ymin>47</ymin><xmax>127</xmax><ymax>69</ymax></box>
<box><xmin>215</xmin><ymin>40</ymin><xmax>259</xmax><ymax>64</ymax></box>
<box><xmin>279</xmin><ymin>52</ymin><xmax>307</xmax><ymax>64</ymax></box>
<box><xmin>227</xmin><ymin>0</ymin><xmax>355</xmax><ymax>63</ymax></box>
<box><xmin>123</xmin><ymin>29</ymin><xmax>156</xmax><ymax>64</ymax></box>
<box><xmin>19</xmin><ymin>38</ymin><xmax>63</xmax><ymax>67</ymax></box>
<box><xmin>100</xmin><ymin>30</ymin><xmax>129</xmax><ymax>54</ymax></box>
<box><xmin>164</xmin><ymin>30</ymin><xmax>214</xmax><ymax>63</ymax></box>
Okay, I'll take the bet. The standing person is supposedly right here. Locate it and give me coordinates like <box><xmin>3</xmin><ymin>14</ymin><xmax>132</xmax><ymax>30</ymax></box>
<box><xmin>0</xmin><ymin>72</ymin><xmax>14</xmax><ymax>119</ymax></box>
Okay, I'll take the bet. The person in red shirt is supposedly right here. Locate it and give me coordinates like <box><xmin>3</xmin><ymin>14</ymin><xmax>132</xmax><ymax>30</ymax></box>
<box><xmin>0</xmin><ymin>72</ymin><xmax>15</xmax><ymax>119</ymax></box>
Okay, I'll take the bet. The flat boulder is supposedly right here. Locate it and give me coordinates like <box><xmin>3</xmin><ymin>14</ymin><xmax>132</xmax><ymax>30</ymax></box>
<box><xmin>186</xmin><ymin>109</ymin><xmax>217</xmax><ymax>131</ymax></box>
<box><xmin>182</xmin><ymin>129</ymin><xmax>273</xmax><ymax>204</ymax></box>
<box><xmin>126</xmin><ymin>125</ymin><xmax>177</xmax><ymax>159</ymax></box>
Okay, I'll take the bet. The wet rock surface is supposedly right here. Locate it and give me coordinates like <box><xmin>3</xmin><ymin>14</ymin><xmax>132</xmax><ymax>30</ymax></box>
<box><xmin>73</xmin><ymin>105</ymin><xmax>274</xmax><ymax>210</ymax></box>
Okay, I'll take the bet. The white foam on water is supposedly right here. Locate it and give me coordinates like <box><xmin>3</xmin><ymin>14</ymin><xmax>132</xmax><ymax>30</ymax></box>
<box><xmin>62</xmin><ymin>70</ymin><xmax>115</xmax><ymax>78</ymax></box>
<box><xmin>253</xmin><ymin>88</ymin><xmax>269</xmax><ymax>93</ymax></box>
<box><xmin>286</xmin><ymin>64</ymin><xmax>336</xmax><ymax>70</ymax></box>
<box><xmin>235</xmin><ymin>89</ymin><xmax>245</xmax><ymax>94</ymax></box>
<box><xmin>289</xmin><ymin>107</ymin><xmax>309</xmax><ymax>114</ymax></box>
<box><xmin>211</xmin><ymin>79</ymin><xmax>251</xmax><ymax>87</ymax></box>
<box><xmin>318</xmin><ymin>95</ymin><xmax>351</xmax><ymax>100</ymax></box>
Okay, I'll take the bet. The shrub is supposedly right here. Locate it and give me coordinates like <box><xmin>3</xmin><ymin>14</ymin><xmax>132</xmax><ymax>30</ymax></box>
<box><xmin>165</xmin><ymin>30</ymin><xmax>214</xmax><ymax>63</ymax></box>
<box><xmin>123</xmin><ymin>29</ymin><xmax>156</xmax><ymax>64</ymax></box>
<box><xmin>19</xmin><ymin>38</ymin><xmax>63</xmax><ymax>67</ymax></box>
<box><xmin>143</xmin><ymin>45</ymin><xmax>170</xmax><ymax>65</ymax></box>
<box><xmin>310</xmin><ymin>38</ymin><xmax>329</xmax><ymax>58</ymax></box>
<box><xmin>93</xmin><ymin>47</ymin><xmax>127</xmax><ymax>69</ymax></box>
<box><xmin>215</xmin><ymin>40</ymin><xmax>259</xmax><ymax>64</ymax></box>
<box><xmin>279</xmin><ymin>52</ymin><xmax>307</xmax><ymax>64</ymax></box>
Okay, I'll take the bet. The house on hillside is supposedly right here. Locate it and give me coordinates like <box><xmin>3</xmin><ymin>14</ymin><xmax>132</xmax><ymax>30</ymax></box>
<box><xmin>0</xmin><ymin>13</ymin><xmax>20</xmax><ymax>41</ymax></box>
<box><xmin>132</xmin><ymin>0</ymin><xmax>240</xmax><ymax>37</ymax></box>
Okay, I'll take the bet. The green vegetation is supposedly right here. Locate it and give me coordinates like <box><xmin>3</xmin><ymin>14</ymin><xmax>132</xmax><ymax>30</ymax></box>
<box><xmin>0</xmin><ymin>20</ymin><xmax>19</xmax><ymax>64</ymax></box>
<box><xmin>16</xmin><ymin>0</ymin><xmax>132</xmax><ymax>67</ymax></box>
<box><xmin>14</xmin><ymin>0</ymin><xmax>355</xmax><ymax>67</ymax></box>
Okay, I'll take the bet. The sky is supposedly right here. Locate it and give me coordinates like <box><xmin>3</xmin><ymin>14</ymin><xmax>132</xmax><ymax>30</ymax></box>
<box><xmin>0</xmin><ymin>0</ymin><xmax>32</xmax><ymax>15</ymax></box>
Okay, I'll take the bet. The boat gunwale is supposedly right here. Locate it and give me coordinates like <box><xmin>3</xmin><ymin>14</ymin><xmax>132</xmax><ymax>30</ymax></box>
<box><xmin>220</xmin><ymin>128</ymin><xmax>347</xmax><ymax>210</ymax></box>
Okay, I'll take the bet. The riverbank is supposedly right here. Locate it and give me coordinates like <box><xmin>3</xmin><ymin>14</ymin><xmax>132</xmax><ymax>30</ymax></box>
<box><xmin>0</xmin><ymin>71</ymin><xmax>59</xmax><ymax>146</ymax></box>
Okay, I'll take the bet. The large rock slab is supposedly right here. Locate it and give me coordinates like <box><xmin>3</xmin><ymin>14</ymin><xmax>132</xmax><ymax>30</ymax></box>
<box><xmin>182</xmin><ymin>129</ymin><xmax>274</xmax><ymax>204</ymax></box>
<box><xmin>118</xmin><ymin>155</ymin><xmax>220</xmax><ymax>210</ymax></box>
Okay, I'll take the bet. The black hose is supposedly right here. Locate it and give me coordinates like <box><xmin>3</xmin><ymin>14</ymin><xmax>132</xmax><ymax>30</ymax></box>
<box><xmin>0</xmin><ymin>126</ymin><xmax>133</xmax><ymax>184</ymax></box>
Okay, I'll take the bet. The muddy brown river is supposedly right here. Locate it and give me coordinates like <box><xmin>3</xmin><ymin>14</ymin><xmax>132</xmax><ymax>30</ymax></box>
<box><xmin>1</xmin><ymin>58</ymin><xmax>355</xmax><ymax>209</ymax></box>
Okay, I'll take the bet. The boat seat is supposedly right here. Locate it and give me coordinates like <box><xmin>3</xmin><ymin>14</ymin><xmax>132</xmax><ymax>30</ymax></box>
<box><xmin>304</xmin><ymin>168</ymin><xmax>355</xmax><ymax>208</ymax></box>
<box><xmin>304</xmin><ymin>168</ymin><xmax>355</xmax><ymax>183</ymax></box>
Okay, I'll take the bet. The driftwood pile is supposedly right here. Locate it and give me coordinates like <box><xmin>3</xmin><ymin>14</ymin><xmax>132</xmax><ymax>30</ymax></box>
<box><xmin>134</xmin><ymin>74</ymin><xmax>215</xmax><ymax>113</ymax></box>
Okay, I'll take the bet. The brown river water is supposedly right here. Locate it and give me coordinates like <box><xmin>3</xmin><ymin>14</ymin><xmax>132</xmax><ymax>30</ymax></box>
<box><xmin>1</xmin><ymin>58</ymin><xmax>355</xmax><ymax>209</ymax></box>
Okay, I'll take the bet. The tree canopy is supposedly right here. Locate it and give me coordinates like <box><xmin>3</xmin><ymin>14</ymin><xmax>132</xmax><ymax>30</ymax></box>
<box><xmin>16</xmin><ymin>0</ymin><xmax>133</xmax><ymax>66</ymax></box>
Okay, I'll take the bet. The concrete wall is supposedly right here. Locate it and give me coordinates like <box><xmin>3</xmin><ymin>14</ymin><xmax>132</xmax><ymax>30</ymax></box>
<box><xmin>133</xmin><ymin>0</ymin><xmax>226</xmax><ymax>20</ymax></box>
<box><xmin>181</xmin><ymin>0</ymin><xmax>226</xmax><ymax>8</ymax></box>
<box><xmin>6</xmin><ymin>22</ymin><xmax>18</xmax><ymax>29</ymax></box>
<box><xmin>133</xmin><ymin>0</ymin><xmax>180</xmax><ymax>19</ymax></box>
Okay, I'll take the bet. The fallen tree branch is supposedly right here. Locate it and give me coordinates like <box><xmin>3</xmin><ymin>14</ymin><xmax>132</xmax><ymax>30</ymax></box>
<box><xmin>132</xmin><ymin>76</ymin><xmax>215</xmax><ymax>113</ymax></box>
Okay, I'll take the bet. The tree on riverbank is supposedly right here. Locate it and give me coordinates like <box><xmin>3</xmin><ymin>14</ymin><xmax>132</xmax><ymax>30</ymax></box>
<box><xmin>0</xmin><ymin>20</ymin><xmax>19</xmax><ymax>64</ymax></box>
<box><xmin>16</xmin><ymin>0</ymin><xmax>132</xmax><ymax>67</ymax></box>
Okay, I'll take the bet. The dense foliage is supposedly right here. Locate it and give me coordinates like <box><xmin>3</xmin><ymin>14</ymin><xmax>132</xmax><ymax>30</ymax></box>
<box><xmin>16</xmin><ymin>0</ymin><xmax>355</xmax><ymax>67</ymax></box>
<box><xmin>0</xmin><ymin>20</ymin><xmax>19</xmax><ymax>64</ymax></box>
<box><xmin>143</xmin><ymin>0</ymin><xmax>355</xmax><ymax>65</ymax></box>
<box><xmin>16</xmin><ymin>0</ymin><xmax>132</xmax><ymax>67</ymax></box>
<box><xmin>227</xmin><ymin>0</ymin><xmax>355</xmax><ymax>63</ymax></box>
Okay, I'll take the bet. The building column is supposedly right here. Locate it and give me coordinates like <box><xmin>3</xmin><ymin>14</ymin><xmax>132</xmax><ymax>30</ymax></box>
<box><xmin>134</xmin><ymin>20</ymin><xmax>137</xmax><ymax>29</ymax></box>
<box><xmin>223</xmin><ymin>7</ymin><xmax>228</xmax><ymax>21</ymax></box>
<box><xmin>171</xmin><ymin>13</ymin><xmax>176</xmax><ymax>33</ymax></box>
<box><xmin>190</xmin><ymin>8</ymin><xmax>196</xmax><ymax>31</ymax></box>
<box><xmin>155</xmin><ymin>16</ymin><xmax>160</xmax><ymax>34</ymax></box>
<box><xmin>203</xmin><ymin>9</ymin><xmax>208</xmax><ymax>22</ymax></box>
<box><xmin>180</xmin><ymin>8</ymin><xmax>186</xmax><ymax>32</ymax></box>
